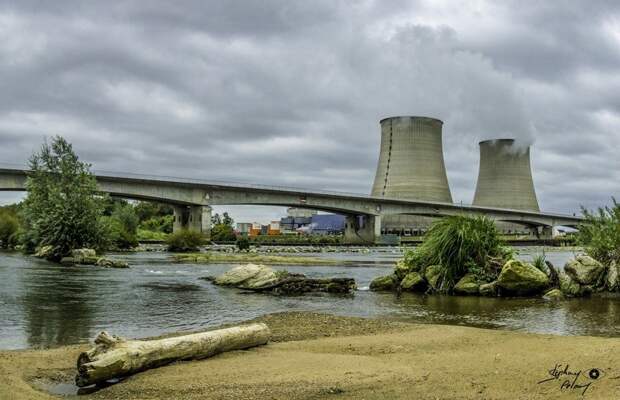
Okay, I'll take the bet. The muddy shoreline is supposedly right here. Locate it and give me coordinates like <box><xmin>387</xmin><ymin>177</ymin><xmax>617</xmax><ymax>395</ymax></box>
<box><xmin>2</xmin><ymin>312</ymin><xmax>619</xmax><ymax>399</ymax></box>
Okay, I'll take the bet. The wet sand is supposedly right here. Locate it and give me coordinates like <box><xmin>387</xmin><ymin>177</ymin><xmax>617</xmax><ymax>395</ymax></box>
<box><xmin>2</xmin><ymin>312</ymin><xmax>619</xmax><ymax>399</ymax></box>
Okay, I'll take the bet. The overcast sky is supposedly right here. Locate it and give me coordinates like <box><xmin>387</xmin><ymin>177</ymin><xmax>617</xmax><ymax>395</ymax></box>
<box><xmin>1</xmin><ymin>1</ymin><xmax>619</xmax><ymax>222</ymax></box>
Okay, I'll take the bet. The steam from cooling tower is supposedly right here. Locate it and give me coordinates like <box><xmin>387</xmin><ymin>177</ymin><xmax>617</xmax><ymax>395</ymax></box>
<box><xmin>371</xmin><ymin>116</ymin><xmax>452</xmax><ymax>203</ymax></box>
<box><xmin>472</xmin><ymin>139</ymin><xmax>539</xmax><ymax>211</ymax></box>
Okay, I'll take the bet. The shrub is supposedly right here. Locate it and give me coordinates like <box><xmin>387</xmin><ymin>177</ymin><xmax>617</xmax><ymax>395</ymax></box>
<box><xmin>0</xmin><ymin>211</ymin><xmax>19</xmax><ymax>248</ymax></box>
<box><xmin>577</xmin><ymin>199</ymin><xmax>620</xmax><ymax>265</ymax></box>
<box><xmin>401</xmin><ymin>215</ymin><xmax>509</xmax><ymax>292</ymax></box>
<box><xmin>236</xmin><ymin>237</ymin><xmax>250</xmax><ymax>251</ymax></box>
<box><xmin>140</xmin><ymin>215</ymin><xmax>173</xmax><ymax>234</ymax></box>
<box><xmin>166</xmin><ymin>229</ymin><xmax>205</xmax><ymax>252</ymax></box>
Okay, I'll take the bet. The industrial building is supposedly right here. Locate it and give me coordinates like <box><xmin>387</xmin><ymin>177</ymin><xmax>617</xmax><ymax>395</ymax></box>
<box><xmin>370</xmin><ymin>116</ymin><xmax>452</xmax><ymax>235</ymax></box>
<box><xmin>473</xmin><ymin>139</ymin><xmax>539</xmax><ymax>211</ymax></box>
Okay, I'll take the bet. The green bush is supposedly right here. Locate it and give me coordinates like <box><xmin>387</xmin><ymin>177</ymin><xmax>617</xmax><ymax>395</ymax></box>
<box><xmin>166</xmin><ymin>229</ymin><xmax>205</xmax><ymax>252</ymax></box>
<box><xmin>211</xmin><ymin>224</ymin><xmax>236</xmax><ymax>242</ymax></box>
<box><xmin>577</xmin><ymin>199</ymin><xmax>620</xmax><ymax>265</ymax></box>
<box><xmin>140</xmin><ymin>215</ymin><xmax>173</xmax><ymax>234</ymax></box>
<box><xmin>236</xmin><ymin>237</ymin><xmax>250</xmax><ymax>251</ymax></box>
<box><xmin>401</xmin><ymin>215</ymin><xmax>510</xmax><ymax>292</ymax></box>
<box><xmin>137</xmin><ymin>228</ymin><xmax>169</xmax><ymax>241</ymax></box>
<box><xmin>0</xmin><ymin>211</ymin><xmax>19</xmax><ymax>248</ymax></box>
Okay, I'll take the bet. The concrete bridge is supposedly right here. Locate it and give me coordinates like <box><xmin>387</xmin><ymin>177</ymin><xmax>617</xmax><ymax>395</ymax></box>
<box><xmin>0</xmin><ymin>167</ymin><xmax>583</xmax><ymax>244</ymax></box>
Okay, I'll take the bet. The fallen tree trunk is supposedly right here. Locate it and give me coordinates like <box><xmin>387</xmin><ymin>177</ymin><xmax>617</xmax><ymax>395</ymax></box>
<box><xmin>75</xmin><ymin>323</ymin><xmax>270</xmax><ymax>387</ymax></box>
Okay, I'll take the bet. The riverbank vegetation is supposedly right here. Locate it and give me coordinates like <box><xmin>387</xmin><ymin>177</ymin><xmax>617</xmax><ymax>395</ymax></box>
<box><xmin>577</xmin><ymin>198</ymin><xmax>620</xmax><ymax>266</ymax></box>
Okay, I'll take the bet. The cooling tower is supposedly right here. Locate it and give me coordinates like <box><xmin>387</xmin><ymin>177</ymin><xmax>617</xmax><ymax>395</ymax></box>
<box><xmin>371</xmin><ymin>116</ymin><xmax>452</xmax><ymax>202</ymax></box>
<box><xmin>473</xmin><ymin>139</ymin><xmax>539</xmax><ymax>211</ymax></box>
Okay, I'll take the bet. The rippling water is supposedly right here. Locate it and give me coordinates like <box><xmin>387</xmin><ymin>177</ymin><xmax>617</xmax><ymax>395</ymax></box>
<box><xmin>0</xmin><ymin>248</ymin><xmax>618</xmax><ymax>350</ymax></box>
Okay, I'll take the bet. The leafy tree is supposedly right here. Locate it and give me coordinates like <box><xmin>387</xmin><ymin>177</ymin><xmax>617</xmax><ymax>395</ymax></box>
<box><xmin>21</xmin><ymin>136</ymin><xmax>108</xmax><ymax>260</ymax></box>
<box><xmin>211</xmin><ymin>223</ymin><xmax>236</xmax><ymax>242</ymax></box>
<box><xmin>0</xmin><ymin>209</ymin><xmax>19</xmax><ymax>248</ymax></box>
<box><xmin>102</xmin><ymin>202</ymin><xmax>139</xmax><ymax>249</ymax></box>
<box><xmin>134</xmin><ymin>201</ymin><xmax>173</xmax><ymax>222</ymax></box>
<box><xmin>578</xmin><ymin>198</ymin><xmax>620</xmax><ymax>265</ymax></box>
<box><xmin>210</xmin><ymin>211</ymin><xmax>235</xmax><ymax>242</ymax></box>
<box><xmin>211</xmin><ymin>213</ymin><xmax>222</xmax><ymax>225</ymax></box>
<box><xmin>222</xmin><ymin>212</ymin><xmax>233</xmax><ymax>227</ymax></box>
<box><xmin>139</xmin><ymin>215</ymin><xmax>173</xmax><ymax>234</ymax></box>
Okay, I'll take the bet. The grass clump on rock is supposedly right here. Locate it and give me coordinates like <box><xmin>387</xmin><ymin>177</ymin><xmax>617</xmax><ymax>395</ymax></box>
<box><xmin>372</xmin><ymin>215</ymin><xmax>515</xmax><ymax>294</ymax></box>
<box><xmin>166</xmin><ymin>229</ymin><xmax>206</xmax><ymax>252</ymax></box>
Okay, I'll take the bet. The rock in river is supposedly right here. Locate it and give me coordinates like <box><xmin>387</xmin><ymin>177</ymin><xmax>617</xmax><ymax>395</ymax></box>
<box><xmin>607</xmin><ymin>261</ymin><xmax>619</xmax><ymax>292</ymax></box>
<box><xmin>454</xmin><ymin>273</ymin><xmax>479</xmax><ymax>295</ymax></box>
<box><xmin>369</xmin><ymin>275</ymin><xmax>397</xmax><ymax>291</ymax></box>
<box><xmin>210</xmin><ymin>264</ymin><xmax>356</xmax><ymax>294</ymax></box>
<box><xmin>497</xmin><ymin>259</ymin><xmax>549</xmax><ymax>295</ymax></box>
<box><xmin>564</xmin><ymin>255</ymin><xmax>605</xmax><ymax>286</ymax></box>
<box><xmin>400</xmin><ymin>272</ymin><xmax>426</xmax><ymax>292</ymax></box>
<box><xmin>424</xmin><ymin>265</ymin><xmax>442</xmax><ymax>292</ymax></box>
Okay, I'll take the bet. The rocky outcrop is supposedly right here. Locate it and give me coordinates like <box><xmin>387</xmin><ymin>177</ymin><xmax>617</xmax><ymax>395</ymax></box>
<box><xmin>370</xmin><ymin>275</ymin><xmax>397</xmax><ymax>291</ymax></box>
<box><xmin>454</xmin><ymin>274</ymin><xmax>479</xmax><ymax>295</ymax></box>
<box><xmin>215</xmin><ymin>264</ymin><xmax>279</xmax><ymax>288</ymax></box>
<box><xmin>33</xmin><ymin>245</ymin><xmax>53</xmax><ymax>259</ymax></box>
<box><xmin>400</xmin><ymin>272</ymin><xmax>426</xmax><ymax>292</ymax></box>
<box><xmin>479</xmin><ymin>281</ymin><xmax>498</xmax><ymax>296</ymax></box>
<box><xmin>497</xmin><ymin>259</ymin><xmax>549</xmax><ymax>295</ymax></box>
<box><xmin>543</xmin><ymin>288</ymin><xmax>564</xmax><ymax>301</ymax></box>
<box><xmin>564</xmin><ymin>255</ymin><xmax>605</xmax><ymax>286</ymax></box>
<box><xmin>209</xmin><ymin>264</ymin><xmax>356</xmax><ymax>294</ymax></box>
<box><xmin>60</xmin><ymin>248</ymin><xmax>129</xmax><ymax>268</ymax></box>
<box><xmin>558</xmin><ymin>272</ymin><xmax>591</xmax><ymax>297</ymax></box>
<box><xmin>96</xmin><ymin>258</ymin><xmax>129</xmax><ymax>269</ymax></box>
<box><xmin>424</xmin><ymin>265</ymin><xmax>442</xmax><ymax>292</ymax></box>
<box><xmin>394</xmin><ymin>260</ymin><xmax>411</xmax><ymax>281</ymax></box>
<box><xmin>605</xmin><ymin>261</ymin><xmax>619</xmax><ymax>292</ymax></box>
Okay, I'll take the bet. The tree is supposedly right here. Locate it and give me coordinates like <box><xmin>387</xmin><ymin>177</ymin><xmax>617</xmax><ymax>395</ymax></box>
<box><xmin>103</xmin><ymin>202</ymin><xmax>139</xmax><ymax>249</ymax></box>
<box><xmin>0</xmin><ymin>209</ymin><xmax>19</xmax><ymax>248</ymax></box>
<box><xmin>21</xmin><ymin>136</ymin><xmax>108</xmax><ymax>260</ymax></box>
<box><xmin>211</xmin><ymin>211</ymin><xmax>235</xmax><ymax>242</ymax></box>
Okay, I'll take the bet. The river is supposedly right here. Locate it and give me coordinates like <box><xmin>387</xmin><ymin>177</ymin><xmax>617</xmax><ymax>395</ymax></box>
<box><xmin>0</xmin><ymin>248</ymin><xmax>618</xmax><ymax>350</ymax></box>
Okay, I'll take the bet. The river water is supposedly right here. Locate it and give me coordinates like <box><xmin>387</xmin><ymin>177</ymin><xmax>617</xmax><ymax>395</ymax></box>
<box><xmin>0</xmin><ymin>248</ymin><xmax>618</xmax><ymax>350</ymax></box>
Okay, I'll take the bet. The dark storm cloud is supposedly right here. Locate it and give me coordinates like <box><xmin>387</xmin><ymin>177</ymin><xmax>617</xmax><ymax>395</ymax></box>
<box><xmin>0</xmin><ymin>0</ymin><xmax>619</xmax><ymax>220</ymax></box>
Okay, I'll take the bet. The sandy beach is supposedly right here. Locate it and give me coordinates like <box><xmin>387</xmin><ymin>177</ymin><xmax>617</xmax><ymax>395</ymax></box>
<box><xmin>2</xmin><ymin>312</ymin><xmax>619</xmax><ymax>400</ymax></box>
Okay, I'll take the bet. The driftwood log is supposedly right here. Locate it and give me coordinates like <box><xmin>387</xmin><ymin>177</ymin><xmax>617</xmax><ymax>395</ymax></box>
<box><xmin>75</xmin><ymin>323</ymin><xmax>270</xmax><ymax>387</ymax></box>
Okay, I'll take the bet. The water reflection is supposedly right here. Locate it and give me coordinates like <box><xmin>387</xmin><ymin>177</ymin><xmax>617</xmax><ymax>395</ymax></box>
<box><xmin>0</xmin><ymin>249</ymin><xmax>618</xmax><ymax>350</ymax></box>
<box><xmin>20</xmin><ymin>262</ymin><xmax>97</xmax><ymax>347</ymax></box>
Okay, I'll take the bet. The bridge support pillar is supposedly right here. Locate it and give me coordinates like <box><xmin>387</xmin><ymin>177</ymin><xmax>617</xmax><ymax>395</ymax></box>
<box><xmin>529</xmin><ymin>225</ymin><xmax>553</xmax><ymax>240</ymax></box>
<box><xmin>172</xmin><ymin>205</ymin><xmax>211</xmax><ymax>238</ymax></box>
<box><xmin>343</xmin><ymin>214</ymin><xmax>381</xmax><ymax>245</ymax></box>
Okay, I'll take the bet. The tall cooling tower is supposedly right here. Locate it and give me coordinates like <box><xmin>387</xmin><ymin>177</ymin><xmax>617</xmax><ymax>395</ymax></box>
<box><xmin>371</xmin><ymin>116</ymin><xmax>452</xmax><ymax>202</ymax></box>
<box><xmin>473</xmin><ymin>139</ymin><xmax>539</xmax><ymax>211</ymax></box>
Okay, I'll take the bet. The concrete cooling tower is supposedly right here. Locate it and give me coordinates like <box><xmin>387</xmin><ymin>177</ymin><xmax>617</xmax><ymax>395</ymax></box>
<box><xmin>371</xmin><ymin>116</ymin><xmax>452</xmax><ymax>202</ymax></box>
<box><xmin>370</xmin><ymin>116</ymin><xmax>452</xmax><ymax>235</ymax></box>
<box><xmin>473</xmin><ymin>139</ymin><xmax>539</xmax><ymax>212</ymax></box>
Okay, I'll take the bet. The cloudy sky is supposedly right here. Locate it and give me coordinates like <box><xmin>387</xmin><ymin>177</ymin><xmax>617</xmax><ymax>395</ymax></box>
<box><xmin>1</xmin><ymin>0</ymin><xmax>619</xmax><ymax>222</ymax></box>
